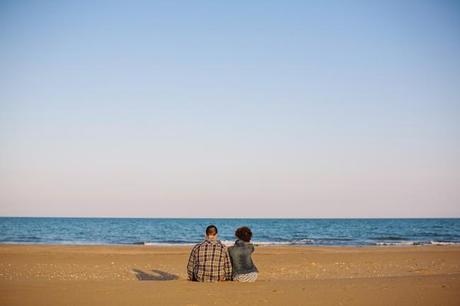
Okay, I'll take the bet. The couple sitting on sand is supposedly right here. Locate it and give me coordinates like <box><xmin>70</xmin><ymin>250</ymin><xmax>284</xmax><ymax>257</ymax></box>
<box><xmin>187</xmin><ymin>225</ymin><xmax>258</xmax><ymax>282</ymax></box>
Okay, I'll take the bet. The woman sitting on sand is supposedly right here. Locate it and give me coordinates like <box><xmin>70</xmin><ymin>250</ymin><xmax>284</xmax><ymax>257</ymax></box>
<box><xmin>228</xmin><ymin>226</ymin><xmax>258</xmax><ymax>282</ymax></box>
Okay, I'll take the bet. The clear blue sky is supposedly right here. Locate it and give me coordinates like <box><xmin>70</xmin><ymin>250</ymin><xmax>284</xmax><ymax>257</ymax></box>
<box><xmin>1</xmin><ymin>0</ymin><xmax>459</xmax><ymax>217</ymax></box>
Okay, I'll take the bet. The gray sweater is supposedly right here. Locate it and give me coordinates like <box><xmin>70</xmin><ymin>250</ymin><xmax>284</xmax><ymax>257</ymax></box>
<box><xmin>228</xmin><ymin>240</ymin><xmax>258</xmax><ymax>276</ymax></box>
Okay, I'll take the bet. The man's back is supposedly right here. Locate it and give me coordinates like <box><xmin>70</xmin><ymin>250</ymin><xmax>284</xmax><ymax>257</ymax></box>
<box><xmin>187</xmin><ymin>239</ymin><xmax>232</xmax><ymax>282</ymax></box>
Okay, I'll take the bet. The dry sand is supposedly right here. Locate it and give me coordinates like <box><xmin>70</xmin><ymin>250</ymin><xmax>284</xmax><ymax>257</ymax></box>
<box><xmin>1</xmin><ymin>244</ymin><xmax>459</xmax><ymax>305</ymax></box>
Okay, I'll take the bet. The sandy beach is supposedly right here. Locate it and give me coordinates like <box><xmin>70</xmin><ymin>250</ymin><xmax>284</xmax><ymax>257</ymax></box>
<box><xmin>0</xmin><ymin>244</ymin><xmax>459</xmax><ymax>305</ymax></box>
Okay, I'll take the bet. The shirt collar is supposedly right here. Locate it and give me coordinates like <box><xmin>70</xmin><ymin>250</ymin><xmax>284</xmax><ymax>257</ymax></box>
<box><xmin>235</xmin><ymin>239</ymin><xmax>248</xmax><ymax>246</ymax></box>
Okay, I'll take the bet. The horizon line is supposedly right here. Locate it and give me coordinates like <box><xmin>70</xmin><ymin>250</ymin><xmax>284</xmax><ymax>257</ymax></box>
<box><xmin>1</xmin><ymin>215</ymin><xmax>459</xmax><ymax>219</ymax></box>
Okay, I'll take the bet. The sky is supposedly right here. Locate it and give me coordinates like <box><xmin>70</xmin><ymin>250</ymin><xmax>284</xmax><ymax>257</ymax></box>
<box><xmin>0</xmin><ymin>0</ymin><xmax>459</xmax><ymax>218</ymax></box>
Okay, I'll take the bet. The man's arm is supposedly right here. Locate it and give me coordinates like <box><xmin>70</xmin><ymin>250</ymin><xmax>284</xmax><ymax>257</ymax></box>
<box><xmin>223</xmin><ymin>247</ymin><xmax>232</xmax><ymax>280</ymax></box>
<box><xmin>187</xmin><ymin>246</ymin><xmax>197</xmax><ymax>280</ymax></box>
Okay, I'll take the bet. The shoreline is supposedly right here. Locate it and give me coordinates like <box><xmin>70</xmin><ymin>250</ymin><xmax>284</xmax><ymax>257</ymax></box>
<box><xmin>1</xmin><ymin>240</ymin><xmax>459</xmax><ymax>247</ymax></box>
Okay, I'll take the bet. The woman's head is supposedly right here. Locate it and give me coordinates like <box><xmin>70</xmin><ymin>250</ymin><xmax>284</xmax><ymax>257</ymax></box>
<box><xmin>235</xmin><ymin>226</ymin><xmax>253</xmax><ymax>242</ymax></box>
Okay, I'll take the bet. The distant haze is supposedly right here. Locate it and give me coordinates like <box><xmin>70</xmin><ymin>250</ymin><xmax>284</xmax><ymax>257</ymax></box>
<box><xmin>0</xmin><ymin>1</ymin><xmax>459</xmax><ymax>218</ymax></box>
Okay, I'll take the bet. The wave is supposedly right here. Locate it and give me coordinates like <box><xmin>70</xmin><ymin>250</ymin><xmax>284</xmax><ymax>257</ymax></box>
<box><xmin>375</xmin><ymin>241</ymin><xmax>422</xmax><ymax>246</ymax></box>
<box><xmin>372</xmin><ymin>236</ymin><xmax>406</xmax><ymax>241</ymax></box>
<box><xmin>2</xmin><ymin>239</ymin><xmax>459</xmax><ymax>247</ymax></box>
<box><xmin>133</xmin><ymin>240</ymin><xmax>197</xmax><ymax>246</ymax></box>
<box><xmin>375</xmin><ymin>240</ymin><xmax>460</xmax><ymax>246</ymax></box>
<box><xmin>136</xmin><ymin>240</ymin><xmax>293</xmax><ymax>246</ymax></box>
<box><xmin>429</xmin><ymin>241</ymin><xmax>460</xmax><ymax>245</ymax></box>
<box><xmin>133</xmin><ymin>239</ymin><xmax>350</xmax><ymax>246</ymax></box>
<box><xmin>140</xmin><ymin>242</ymin><xmax>196</xmax><ymax>246</ymax></box>
<box><xmin>135</xmin><ymin>238</ymin><xmax>460</xmax><ymax>247</ymax></box>
<box><xmin>251</xmin><ymin>241</ymin><xmax>293</xmax><ymax>246</ymax></box>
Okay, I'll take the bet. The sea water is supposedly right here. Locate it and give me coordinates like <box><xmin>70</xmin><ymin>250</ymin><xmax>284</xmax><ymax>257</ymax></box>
<box><xmin>0</xmin><ymin>217</ymin><xmax>459</xmax><ymax>246</ymax></box>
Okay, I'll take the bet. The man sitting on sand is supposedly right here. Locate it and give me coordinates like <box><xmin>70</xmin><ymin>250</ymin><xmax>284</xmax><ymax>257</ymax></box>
<box><xmin>187</xmin><ymin>225</ymin><xmax>232</xmax><ymax>282</ymax></box>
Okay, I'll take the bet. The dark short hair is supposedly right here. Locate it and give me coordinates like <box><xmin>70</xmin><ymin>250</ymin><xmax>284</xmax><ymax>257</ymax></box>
<box><xmin>235</xmin><ymin>226</ymin><xmax>252</xmax><ymax>242</ymax></box>
<box><xmin>206</xmin><ymin>225</ymin><xmax>218</xmax><ymax>236</ymax></box>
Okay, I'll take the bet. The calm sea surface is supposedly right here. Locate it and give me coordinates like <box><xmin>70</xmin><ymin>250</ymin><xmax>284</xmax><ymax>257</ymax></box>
<box><xmin>0</xmin><ymin>218</ymin><xmax>459</xmax><ymax>246</ymax></box>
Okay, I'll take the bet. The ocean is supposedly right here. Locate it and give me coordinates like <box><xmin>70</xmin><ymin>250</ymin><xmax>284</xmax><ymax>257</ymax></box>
<box><xmin>0</xmin><ymin>217</ymin><xmax>459</xmax><ymax>246</ymax></box>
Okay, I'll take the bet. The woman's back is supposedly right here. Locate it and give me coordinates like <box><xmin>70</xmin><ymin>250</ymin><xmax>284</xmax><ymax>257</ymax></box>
<box><xmin>228</xmin><ymin>240</ymin><xmax>258</xmax><ymax>276</ymax></box>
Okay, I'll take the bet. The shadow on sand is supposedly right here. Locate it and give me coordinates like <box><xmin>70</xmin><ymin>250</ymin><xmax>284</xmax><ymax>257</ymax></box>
<box><xmin>132</xmin><ymin>269</ymin><xmax>179</xmax><ymax>281</ymax></box>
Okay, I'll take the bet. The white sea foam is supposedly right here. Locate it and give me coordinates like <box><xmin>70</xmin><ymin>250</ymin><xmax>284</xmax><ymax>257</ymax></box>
<box><xmin>141</xmin><ymin>242</ymin><xmax>195</xmax><ymax>246</ymax></box>
<box><xmin>376</xmin><ymin>241</ymin><xmax>460</xmax><ymax>246</ymax></box>
<box><xmin>220</xmin><ymin>240</ymin><xmax>291</xmax><ymax>246</ymax></box>
<box><xmin>429</xmin><ymin>241</ymin><xmax>460</xmax><ymax>245</ymax></box>
<box><xmin>289</xmin><ymin>239</ymin><xmax>315</xmax><ymax>245</ymax></box>
<box><xmin>249</xmin><ymin>241</ymin><xmax>292</xmax><ymax>246</ymax></box>
<box><xmin>375</xmin><ymin>241</ymin><xmax>421</xmax><ymax>246</ymax></box>
<box><xmin>140</xmin><ymin>240</ymin><xmax>294</xmax><ymax>247</ymax></box>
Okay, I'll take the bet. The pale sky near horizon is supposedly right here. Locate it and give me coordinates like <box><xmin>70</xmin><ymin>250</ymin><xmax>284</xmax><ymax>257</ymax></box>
<box><xmin>1</xmin><ymin>0</ymin><xmax>459</xmax><ymax>218</ymax></box>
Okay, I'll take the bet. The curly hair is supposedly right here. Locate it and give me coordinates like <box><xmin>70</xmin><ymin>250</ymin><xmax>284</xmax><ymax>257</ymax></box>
<box><xmin>235</xmin><ymin>226</ymin><xmax>253</xmax><ymax>242</ymax></box>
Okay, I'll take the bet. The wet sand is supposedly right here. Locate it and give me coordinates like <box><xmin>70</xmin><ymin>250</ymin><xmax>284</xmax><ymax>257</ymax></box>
<box><xmin>1</xmin><ymin>244</ymin><xmax>459</xmax><ymax>305</ymax></box>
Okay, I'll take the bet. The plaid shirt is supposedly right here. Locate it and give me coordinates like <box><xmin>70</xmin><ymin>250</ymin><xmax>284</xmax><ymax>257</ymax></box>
<box><xmin>187</xmin><ymin>239</ymin><xmax>232</xmax><ymax>282</ymax></box>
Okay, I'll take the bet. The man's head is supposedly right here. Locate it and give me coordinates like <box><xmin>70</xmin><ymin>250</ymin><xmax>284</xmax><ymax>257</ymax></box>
<box><xmin>205</xmin><ymin>224</ymin><xmax>218</xmax><ymax>240</ymax></box>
